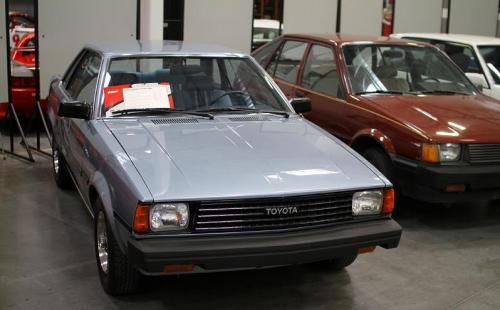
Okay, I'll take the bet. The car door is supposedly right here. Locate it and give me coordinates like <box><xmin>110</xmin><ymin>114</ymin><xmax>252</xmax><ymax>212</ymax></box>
<box><xmin>293</xmin><ymin>43</ymin><xmax>351</xmax><ymax>140</ymax></box>
<box><xmin>62</xmin><ymin>50</ymin><xmax>102</xmax><ymax>193</ymax></box>
<box><xmin>266</xmin><ymin>39</ymin><xmax>309</xmax><ymax>99</ymax></box>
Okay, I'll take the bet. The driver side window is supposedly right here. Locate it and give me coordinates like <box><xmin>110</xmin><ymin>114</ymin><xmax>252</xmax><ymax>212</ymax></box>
<box><xmin>66</xmin><ymin>51</ymin><xmax>102</xmax><ymax>105</ymax></box>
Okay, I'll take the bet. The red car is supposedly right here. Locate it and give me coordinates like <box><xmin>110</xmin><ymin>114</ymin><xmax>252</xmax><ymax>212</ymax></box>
<box><xmin>9</xmin><ymin>32</ymin><xmax>45</xmax><ymax>118</ymax></box>
<box><xmin>253</xmin><ymin>34</ymin><xmax>500</xmax><ymax>204</ymax></box>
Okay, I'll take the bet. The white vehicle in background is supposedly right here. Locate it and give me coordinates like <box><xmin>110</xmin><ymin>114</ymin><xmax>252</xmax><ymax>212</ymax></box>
<box><xmin>391</xmin><ymin>33</ymin><xmax>500</xmax><ymax>100</ymax></box>
<box><xmin>252</xmin><ymin>19</ymin><xmax>281</xmax><ymax>51</ymax></box>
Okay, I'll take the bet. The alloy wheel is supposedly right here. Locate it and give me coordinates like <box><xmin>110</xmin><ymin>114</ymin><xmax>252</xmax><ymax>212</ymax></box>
<box><xmin>96</xmin><ymin>211</ymin><xmax>109</xmax><ymax>274</ymax></box>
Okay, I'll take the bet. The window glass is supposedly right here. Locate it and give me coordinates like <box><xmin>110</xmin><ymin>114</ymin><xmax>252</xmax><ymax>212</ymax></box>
<box><xmin>103</xmin><ymin>57</ymin><xmax>288</xmax><ymax>116</ymax></box>
<box><xmin>478</xmin><ymin>46</ymin><xmax>500</xmax><ymax>84</ymax></box>
<box><xmin>301</xmin><ymin>45</ymin><xmax>341</xmax><ymax>97</ymax></box>
<box><xmin>434</xmin><ymin>42</ymin><xmax>482</xmax><ymax>74</ymax></box>
<box><xmin>343</xmin><ymin>44</ymin><xmax>476</xmax><ymax>95</ymax></box>
<box><xmin>252</xmin><ymin>39</ymin><xmax>281</xmax><ymax>69</ymax></box>
<box><xmin>274</xmin><ymin>41</ymin><xmax>307</xmax><ymax>83</ymax></box>
<box><xmin>66</xmin><ymin>52</ymin><xmax>101</xmax><ymax>104</ymax></box>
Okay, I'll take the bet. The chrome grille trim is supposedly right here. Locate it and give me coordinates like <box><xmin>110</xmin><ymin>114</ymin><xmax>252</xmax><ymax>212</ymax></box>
<box><xmin>193</xmin><ymin>192</ymin><xmax>355</xmax><ymax>233</ymax></box>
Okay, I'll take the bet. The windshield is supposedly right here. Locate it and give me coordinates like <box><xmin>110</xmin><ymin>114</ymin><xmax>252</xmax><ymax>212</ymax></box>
<box><xmin>478</xmin><ymin>45</ymin><xmax>500</xmax><ymax>84</ymax></box>
<box><xmin>342</xmin><ymin>44</ymin><xmax>476</xmax><ymax>95</ymax></box>
<box><xmin>102</xmin><ymin>56</ymin><xmax>288</xmax><ymax>116</ymax></box>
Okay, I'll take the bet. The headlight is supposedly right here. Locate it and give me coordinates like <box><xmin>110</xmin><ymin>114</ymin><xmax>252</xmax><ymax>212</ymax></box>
<box><xmin>422</xmin><ymin>143</ymin><xmax>461</xmax><ymax>163</ymax></box>
<box><xmin>439</xmin><ymin>143</ymin><xmax>461</xmax><ymax>161</ymax></box>
<box><xmin>352</xmin><ymin>190</ymin><xmax>382</xmax><ymax>216</ymax></box>
<box><xmin>150</xmin><ymin>203</ymin><xmax>189</xmax><ymax>231</ymax></box>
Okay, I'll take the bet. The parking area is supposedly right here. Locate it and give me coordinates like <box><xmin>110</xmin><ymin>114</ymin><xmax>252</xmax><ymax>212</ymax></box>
<box><xmin>1</xmin><ymin>154</ymin><xmax>499</xmax><ymax>310</ymax></box>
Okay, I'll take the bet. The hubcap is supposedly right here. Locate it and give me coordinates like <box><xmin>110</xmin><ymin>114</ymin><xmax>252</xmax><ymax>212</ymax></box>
<box><xmin>96</xmin><ymin>212</ymin><xmax>109</xmax><ymax>274</ymax></box>
<box><xmin>53</xmin><ymin>149</ymin><xmax>60</xmax><ymax>175</ymax></box>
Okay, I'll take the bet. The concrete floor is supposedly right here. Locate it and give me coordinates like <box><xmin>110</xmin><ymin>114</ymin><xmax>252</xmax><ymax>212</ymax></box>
<box><xmin>1</xmin><ymin>152</ymin><xmax>500</xmax><ymax>310</ymax></box>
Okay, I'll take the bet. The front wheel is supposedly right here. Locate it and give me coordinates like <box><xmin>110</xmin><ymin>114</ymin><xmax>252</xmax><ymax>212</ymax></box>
<box><xmin>52</xmin><ymin>146</ymin><xmax>73</xmax><ymax>189</ymax></box>
<box><xmin>95</xmin><ymin>202</ymin><xmax>140</xmax><ymax>295</ymax></box>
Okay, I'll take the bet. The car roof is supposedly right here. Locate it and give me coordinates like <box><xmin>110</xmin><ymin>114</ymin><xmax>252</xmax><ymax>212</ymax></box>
<box><xmin>392</xmin><ymin>33</ymin><xmax>500</xmax><ymax>46</ymax></box>
<box><xmin>85</xmin><ymin>40</ymin><xmax>246</xmax><ymax>57</ymax></box>
<box><xmin>282</xmin><ymin>33</ymin><xmax>419</xmax><ymax>45</ymax></box>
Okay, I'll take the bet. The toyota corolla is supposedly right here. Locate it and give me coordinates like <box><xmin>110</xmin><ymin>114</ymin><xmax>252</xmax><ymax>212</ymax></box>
<box><xmin>46</xmin><ymin>41</ymin><xmax>401</xmax><ymax>295</ymax></box>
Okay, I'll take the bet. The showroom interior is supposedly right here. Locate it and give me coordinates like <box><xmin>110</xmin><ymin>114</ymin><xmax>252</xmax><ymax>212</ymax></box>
<box><xmin>1</xmin><ymin>0</ymin><xmax>500</xmax><ymax>309</ymax></box>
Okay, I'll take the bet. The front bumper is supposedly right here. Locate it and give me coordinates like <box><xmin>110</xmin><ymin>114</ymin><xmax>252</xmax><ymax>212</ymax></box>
<box><xmin>127</xmin><ymin>219</ymin><xmax>402</xmax><ymax>275</ymax></box>
<box><xmin>393</xmin><ymin>156</ymin><xmax>500</xmax><ymax>203</ymax></box>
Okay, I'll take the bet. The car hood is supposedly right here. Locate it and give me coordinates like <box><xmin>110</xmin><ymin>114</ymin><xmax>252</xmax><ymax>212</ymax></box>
<box><xmin>360</xmin><ymin>94</ymin><xmax>500</xmax><ymax>143</ymax></box>
<box><xmin>104</xmin><ymin>115</ymin><xmax>387</xmax><ymax>201</ymax></box>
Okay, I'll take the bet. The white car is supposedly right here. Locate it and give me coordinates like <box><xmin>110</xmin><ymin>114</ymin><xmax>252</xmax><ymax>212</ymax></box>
<box><xmin>391</xmin><ymin>33</ymin><xmax>500</xmax><ymax>100</ymax></box>
<box><xmin>252</xmin><ymin>19</ymin><xmax>281</xmax><ymax>50</ymax></box>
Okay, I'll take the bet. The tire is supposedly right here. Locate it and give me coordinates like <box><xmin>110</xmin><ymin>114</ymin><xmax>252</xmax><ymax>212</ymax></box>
<box><xmin>362</xmin><ymin>147</ymin><xmax>394</xmax><ymax>181</ymax></box>
<box><xmin>311</xmin><ymin>254</ymin><xmax>358</xmax><ymax>271</ymax></box>
<box><xmin>362</xmin><ymin>147</ymin><xmax>402</xmax><ymax>202</ymax></box>
<box><xmin>52</xmin><ymin>145</ymin><xmax>73</xmax><ymax>190</ymax></box>
<box><xmin>94</xmin><ymin>200</ymin><xmax>139</xmax><ymax>295</ymax></box>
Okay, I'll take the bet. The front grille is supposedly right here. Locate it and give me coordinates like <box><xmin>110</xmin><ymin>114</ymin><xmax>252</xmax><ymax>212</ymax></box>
<box><xmin>193</xmin><ymin>192</ymin><xmax>354</xmax><ymax>233</ymax></box>
<box><xmin>468</xmin><ymin>144</ymin><xmax>500</xmax><ymax>164</ymax></box>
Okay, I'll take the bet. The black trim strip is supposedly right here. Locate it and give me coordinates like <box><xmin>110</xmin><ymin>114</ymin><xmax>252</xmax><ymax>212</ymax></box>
<box><xmin>336</xmin><ymin>0</ymin><xmax>342</xmax><ymax>33</ymax></box>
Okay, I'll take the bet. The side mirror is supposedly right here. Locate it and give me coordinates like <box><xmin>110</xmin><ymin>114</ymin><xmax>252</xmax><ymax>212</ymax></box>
<box><xmin>58</xmin><ymin>98</ymin><xmax>90</xmax><ymax>119</ymax></box>
<box><xmin>290</xmin><ymin>97</ymin><xmax>312</xmax><ymax>114</ymax></box>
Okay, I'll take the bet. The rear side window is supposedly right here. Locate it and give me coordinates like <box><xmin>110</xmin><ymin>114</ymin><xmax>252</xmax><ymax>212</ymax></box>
<box><xmin>272</xmin><ymin>40</ymin><xmax>308</xmax><ymax>84</ymax></box>
<box><xmin>301</xmin><ymin>45</ymin><xmax>342</xmax><ymax>97</ymax></box>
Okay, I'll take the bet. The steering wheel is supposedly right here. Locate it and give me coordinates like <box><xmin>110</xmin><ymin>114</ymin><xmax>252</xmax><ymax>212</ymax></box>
<box><xmin>421</xmin><ymin>77</ymin><xmax>441</xmax><ymax>84</ymax></box>
<box><xmin>208</xmin><ymin>90</ymin><xmax>253</xmax><ymax>107</ymax></box>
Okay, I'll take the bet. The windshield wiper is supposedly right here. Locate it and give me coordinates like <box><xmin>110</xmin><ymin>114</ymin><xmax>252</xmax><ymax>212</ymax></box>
<box><xmin>355</xmin><ymin>90</ymin><xmax>405</xmax><ymax>95</ymax></box>
<box><xmin>198</xmin><ymin>107</ymin><xmax>290</xmax><ymax>118</ymax></box>
<box><xmin>415</xmin><ymin>90</ymin><xmax>471</xmax><ymax>96</ymax></box>
<box><xmin>111</xmin><ymin>108</ymin><xmax>214</xmax><ymax>119</ymax></box>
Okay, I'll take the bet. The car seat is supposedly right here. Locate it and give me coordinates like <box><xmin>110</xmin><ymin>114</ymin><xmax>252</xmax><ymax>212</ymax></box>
<box><xmin>448</xmin><ymin>53</ymin><xmax>470</xmax><ymax>72</ymax></box>
<box><xmin>108</xmin><ymin>71</ymin><xmax>139</xmax><ymax>86</ymax></box>
<box><xmin>374</xmin><ymin>65</ymin><xmax>410</xmax><ymax>92</ymax></box>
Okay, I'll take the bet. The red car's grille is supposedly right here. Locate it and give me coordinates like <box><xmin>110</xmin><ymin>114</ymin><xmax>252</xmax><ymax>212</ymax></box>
<box><xmin>193</xmin><ymin>192</ymin><xmax>355</xmax><ymax>233</ymax></box>
<box><xmin>468</xmin><ymin>144</ymin><xmax>500</xmax><ymax>164</ymax></box>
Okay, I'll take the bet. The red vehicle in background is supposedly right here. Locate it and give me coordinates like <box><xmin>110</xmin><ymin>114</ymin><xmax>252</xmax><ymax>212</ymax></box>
<box><xmin>9</xmin><ymin>32</ymin><xmax>45</xmax><ymax>118</ymax></box>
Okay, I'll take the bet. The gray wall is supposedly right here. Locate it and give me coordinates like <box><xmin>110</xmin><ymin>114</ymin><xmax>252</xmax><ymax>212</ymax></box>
<box><xmin>184</xmin><ymin>0</ymin><xmax>253</xmax><ymax>53</ymax></box>
<box><xmin>283</xmin><ymin>0</ymin><xmax>337</xmax><ymax>34</ymax></box>
<box><xmin>38</xmin><ymin>0</ymin><xmax>137</xmax><ymax>97</ymax></box>
<box><xmin>340</xmin><ymin>0</ymin><xmax>383</xmax><ymax>35</ymax></box>
<box><xmin>1</xmin><ymin>0</ymin><xmax>7</xmax><ymax>103</ymax></box>
<box><xmin>449</xmin><ymin>0</ymin><xmax>499</xmax><ymax>36</ymax></box>
<box><xmin>394</xmin><ymin>0</ymin><xmax>442</xmax><ymax>33</ymax></box>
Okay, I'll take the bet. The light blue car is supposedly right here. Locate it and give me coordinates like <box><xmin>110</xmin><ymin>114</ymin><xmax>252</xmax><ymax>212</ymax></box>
<box><xmin>47</xmin><ymin>41</ymin><xmax>402</xmax><ymax>295</ymax></box>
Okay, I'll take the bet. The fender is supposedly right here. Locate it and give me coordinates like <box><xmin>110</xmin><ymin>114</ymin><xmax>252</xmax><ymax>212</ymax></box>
<box><xmin>90</xmin><ymin>170</ymin><xmax>128</xmax><ymax>252</ymax></box>
<box><xmin>351</xmin><ymin>128</ymin><xmax>396</xmax><ymax>154</ymax></box>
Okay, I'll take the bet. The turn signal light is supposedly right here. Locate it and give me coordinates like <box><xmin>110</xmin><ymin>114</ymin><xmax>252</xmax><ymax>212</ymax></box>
<box><xmin>133</xmin><ymin>204</ymin><xmax>150</xmax><ymax>233</ymax></box>
<box><xmin>446</xmin><ymin>184</ymin><xmax>466</xmax><ymax>192</ymax></box>
<box><xmin>382</xmin><ymin>188</ymin><xmax>395</xmax><ymax>214</ymax></box>
<box><xmin>358</xmin><ymin>246</ymin><xmax>376</xmax><ymax>254</ymax></box>
<box><xmin>163</xmin><ymin>264</ymin><xmax>194</xmax><ymax>273</ymax></box>
<box><xmin>422</xmin><ymin>143</ymin><xmax>440</xmax><ymax>163</ymax></box>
